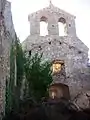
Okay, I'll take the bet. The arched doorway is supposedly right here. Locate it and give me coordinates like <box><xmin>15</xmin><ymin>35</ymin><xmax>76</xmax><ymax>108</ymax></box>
<box><xmin>49</xmin><ymin>83</ymin><xmax>70</xmax><ymax>100</ymax></box>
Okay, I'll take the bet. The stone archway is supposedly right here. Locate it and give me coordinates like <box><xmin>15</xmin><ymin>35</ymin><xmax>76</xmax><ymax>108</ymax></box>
<box><xmin>49</xmin><ymin>83</ymin><xmax>70</xmax><ymax>100</ymax></box>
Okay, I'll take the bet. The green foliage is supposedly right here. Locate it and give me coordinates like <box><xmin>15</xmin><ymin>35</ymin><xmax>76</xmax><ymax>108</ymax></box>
<box><xmin>15</xmin><ymin>40</ymin><xmax>24</xmax><ymax>88</ymax></box>
<box><xmin>24</xmin><ymin>53</ymin><xmax>53</xmax><ymax>102</ymax></box>
<box><xmin>5</xmin><ymin>38</ymin><xmax>24</xmax><ymax>114</ymax></box>
<box><xmin>5</xmin><ymin>39</ymin><xmax>53</xmax><ymax>114</ymax></box>
<box><xmin>5</xmin><ymin>43</ymin><xmax>15</xmax><ymax>114</ymax></box>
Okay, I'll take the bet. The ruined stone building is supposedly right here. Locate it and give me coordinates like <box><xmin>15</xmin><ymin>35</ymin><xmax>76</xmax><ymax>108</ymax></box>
<box><xmin>0</xmin><ymin>0</ymin><xmax>15</xmax><ymax>117</ymax></box>
<box><xmin>22</xmin><ymin>2</ymin><xmax>90</xmax><ymax>99</ymax></box>
<box><xmin>0</xmin><ymin>0</ymin><xmax>89</xmax><ymax>115</ymax></box>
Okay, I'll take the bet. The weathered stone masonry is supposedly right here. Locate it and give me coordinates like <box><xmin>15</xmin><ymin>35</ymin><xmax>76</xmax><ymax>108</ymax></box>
<box><xmin>0</xmin><ymin>0</ymin><xmax>15</xmax><ymax>117</ymax></box>
<box><xmin>22</xmin><ymin>3</ymin><xmax>90</xmax><ymax>98</ymax></box>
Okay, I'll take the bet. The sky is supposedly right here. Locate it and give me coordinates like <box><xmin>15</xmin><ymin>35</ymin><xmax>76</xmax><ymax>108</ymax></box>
<box><xmin>8</xmin><ymin>0</ymin><xmax>90</xmax><ymax>54</ymax></box>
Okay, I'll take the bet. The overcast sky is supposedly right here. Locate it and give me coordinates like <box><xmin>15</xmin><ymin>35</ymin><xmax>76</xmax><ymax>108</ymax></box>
<box><xmin>8</xmin><ymin>0</ymin><xmax>90</xmax><ymax>54</ymax></box>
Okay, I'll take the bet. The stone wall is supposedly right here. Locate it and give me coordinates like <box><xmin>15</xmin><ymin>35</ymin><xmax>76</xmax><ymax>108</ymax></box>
<box><xmin>0</xmin><ymin>0</ymin><xmax>15</xmax><ymax>118</ymax></box>
<box><xmin>22</xmin><ymin>3</ymin><xmax>90</xmax><ymax>99</ymax></box>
